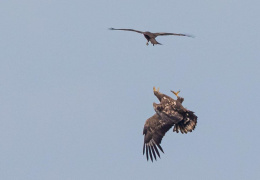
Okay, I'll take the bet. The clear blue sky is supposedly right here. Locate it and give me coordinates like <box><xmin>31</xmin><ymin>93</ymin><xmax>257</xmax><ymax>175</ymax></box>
<box><xmin>1</xmin><ymin>1</ymin><xmax>260</xmax><ymax>179</ymax></box>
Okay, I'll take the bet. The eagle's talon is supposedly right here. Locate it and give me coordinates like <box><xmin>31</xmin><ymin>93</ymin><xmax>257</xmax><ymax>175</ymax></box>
<box><xmin>153</xmin><ymin>87</ymin><xmax>159</xmax><ymax>92</ymax></box>
<box><xmin>171</xmin><ymin>90</ymin><xmax>180</xmax><ymax>97</ymax></box>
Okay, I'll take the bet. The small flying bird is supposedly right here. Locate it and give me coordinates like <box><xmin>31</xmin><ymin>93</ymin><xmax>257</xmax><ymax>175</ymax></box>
<box><xmin>143</xmin><ymin>87</ymin><xmax>197</xmax><ymax>162</ymax></box>
<box><xmin>109</xmin><ymin>28</ymin><xmax>194</xmax><ymax>46</ymax></box>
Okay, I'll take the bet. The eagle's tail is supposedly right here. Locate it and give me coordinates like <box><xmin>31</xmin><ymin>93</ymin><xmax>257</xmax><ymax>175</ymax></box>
<box><xmin>173</xmin><ymin>111</ymin><xmax>197</xmax><ymax>134</ymax></box>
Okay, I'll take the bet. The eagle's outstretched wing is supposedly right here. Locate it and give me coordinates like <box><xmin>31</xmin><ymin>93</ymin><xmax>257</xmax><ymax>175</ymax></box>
<box><xmin>109</xmin><ymin>28</ymin><xmax>143</xmax><ymax>34</ymax></box>
<box><xmin>154</xmin><ymin>32</ymin><xmax>194</xmax><ymax>38</ymax></box>
<box><xmin>143</xmin><ymin>114</ymin><xmax>174</xmax><ymax>162</ymax></box>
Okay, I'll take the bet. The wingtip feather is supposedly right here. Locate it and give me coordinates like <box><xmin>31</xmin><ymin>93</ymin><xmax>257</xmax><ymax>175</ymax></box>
<box><xmin>148</xmin><ymin>146</ymin><xmax>153</xmax><ymax>162</ymax></box>
<box><xmin>151</xmin><ymin>146</ymin><xmax>157</xmax><ymax>161</ymax></box>
<box><xmin>146</xmin><ymin>145</ymin><xmax>149</xmax><ymax>161</ymax></box>
<box><xmin>143</xmin><ymin>143</ymin><xmax>145</xmax><ymax>155</ymax></box>
<box><xmin>157</xmin><ymin>144</ymin><xmax>164</xmax><ymax>153</ymax></box>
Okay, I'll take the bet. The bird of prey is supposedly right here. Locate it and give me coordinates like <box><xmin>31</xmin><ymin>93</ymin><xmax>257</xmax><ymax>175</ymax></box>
<box><xmin>109</xmin><ymin>28</ymin><xmax>194</xmax><ymax>46</ymax></box>
<box><xmin>143</xmin><ymin>87</ymin><xmax>197</xmax><ymax>162</ymax></box>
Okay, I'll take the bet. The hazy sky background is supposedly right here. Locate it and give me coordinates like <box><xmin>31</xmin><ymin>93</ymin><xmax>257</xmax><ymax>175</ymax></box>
<box><xmin>1</xmin><ymin>1</ymin><xmax>260</xmax><ymax>179</ymax></box>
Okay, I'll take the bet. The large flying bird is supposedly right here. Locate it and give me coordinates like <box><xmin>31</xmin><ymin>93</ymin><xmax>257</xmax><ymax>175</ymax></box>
<box><xmin>143</xmin><ymin>87</ymin><xmax>197</xmax><ymax>162</ymax></box>
<box><xmin>109</xmin><ymin>28</ymin><xmax>194</xmax><ymax>46</ymax></box>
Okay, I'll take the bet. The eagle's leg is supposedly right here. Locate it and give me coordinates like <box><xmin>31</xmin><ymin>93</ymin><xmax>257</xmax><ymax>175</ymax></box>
<box><xmin>171</xmin><ymin>90</ymin><xmax>180</xmax><ymax>97</ymax></box>
<box><xmin>146</xmin><ymin>41</ymin><xmax>149</xmax><ymax>46</ymax></box>
<box><xmin>153</xmin><ymin>87</ymin><xmax>159</xmax><ymax>93</ymax></box>
<box><xmin>171</xmin><ymin>90</ymin><xmax>184</xmax><ymax>103</ymax></box>
<box><xmin>153</xmin><ymin>87</ymin><xmax>164</xmax><ymax>102</ymax></box>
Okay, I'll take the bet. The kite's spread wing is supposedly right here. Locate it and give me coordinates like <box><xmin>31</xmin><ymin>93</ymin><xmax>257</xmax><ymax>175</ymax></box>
<box><xmin>109</xmin><ymin>28</ymin><xmax>143</xmax><ymax>34</ymax></box>
<box><xmin>154</xmin><ymin>32</ymin><xmax>194</xmax><ymax>38</ymax></box>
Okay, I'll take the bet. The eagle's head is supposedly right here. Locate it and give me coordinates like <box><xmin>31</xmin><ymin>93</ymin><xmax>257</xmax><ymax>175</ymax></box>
<box><xmin>153</xmin><ymin>102</ymin><xmax>163</xmax><ymax>113</ymax></box>
<box><xmin>153</xmin><ymin>102</ymin><xmax>172</xmax><ymax>122</ymax></box>
<box><xmin>153</xmin><ymin>102</ymin><xmax>184</xmax><ymax>123</ymax></box>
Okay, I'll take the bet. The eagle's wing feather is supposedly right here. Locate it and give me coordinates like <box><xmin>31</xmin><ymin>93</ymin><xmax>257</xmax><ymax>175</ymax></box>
<box><xmin>143</xmin><ymin>114</ymin><xmax>174</xmax><ymax>162</ymax></box>
<box><xmin>109</xmin><ymin>28</ymin><xmax>143</xmax><ymax>34</ymax></box>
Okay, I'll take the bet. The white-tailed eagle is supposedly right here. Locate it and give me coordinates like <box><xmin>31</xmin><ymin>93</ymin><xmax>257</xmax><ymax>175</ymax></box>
<box><xmin>143</xmin><ymin>87</ymin><xmax>197</xmax><ymax>162</ymax></box>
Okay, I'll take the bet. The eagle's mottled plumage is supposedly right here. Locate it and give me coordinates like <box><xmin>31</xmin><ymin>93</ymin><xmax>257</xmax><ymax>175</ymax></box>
<box><xmin>109</xmin><ymin>28</ymin><xmax>194</xmax><ymax>46</ymax></box>
<box><xmin>143</xmin><ymin>87</ymin><xmax>197</xmax><ymax>162</ymax></box>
